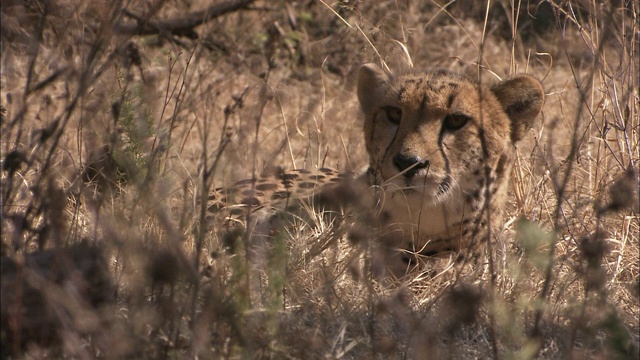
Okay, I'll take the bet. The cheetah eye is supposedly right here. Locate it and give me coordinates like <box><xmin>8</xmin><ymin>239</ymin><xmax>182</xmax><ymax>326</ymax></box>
<box><xmin>443</xmin><ymin>113</ymin><xmax>471</xmax><ymax>131</ymax></box>
<box><xmin>383</xmin><ymin>106</ymin><xmax>402</xmax><ymax>125</ymax></box>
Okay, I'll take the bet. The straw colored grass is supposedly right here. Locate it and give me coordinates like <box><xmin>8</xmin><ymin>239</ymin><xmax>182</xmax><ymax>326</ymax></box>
<box><xmin>1</xmin><ymin>1</ymin><xmax>637</xmax><ymax>358</ymax></box>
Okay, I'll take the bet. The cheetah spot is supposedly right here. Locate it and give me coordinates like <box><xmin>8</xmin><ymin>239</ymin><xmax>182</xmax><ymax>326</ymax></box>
<box><xmin>255</xmin><ymin>183</ymin><xmax>278</xmax><ymax>191</ymax></box>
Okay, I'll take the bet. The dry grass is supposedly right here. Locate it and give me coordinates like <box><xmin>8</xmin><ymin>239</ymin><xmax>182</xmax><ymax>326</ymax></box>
<box><xmin>1</xmin><ymin>0</ymin><xmax>638</xmax><ymax>358</ymax></box>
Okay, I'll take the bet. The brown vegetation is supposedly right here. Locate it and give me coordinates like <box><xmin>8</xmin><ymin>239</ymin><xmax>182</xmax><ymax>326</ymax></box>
<box><xmin>1</xmin><ymin>0</ymin><xmax>638</xmax><ymax>358</ymax></box>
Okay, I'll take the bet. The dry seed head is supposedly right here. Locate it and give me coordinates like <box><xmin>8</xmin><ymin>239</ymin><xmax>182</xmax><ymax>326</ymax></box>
<box><xmin>146</xmin><ymin>249</ymin><xmax>182</xmax><ymax>285</ymax></box>
<box><xmin>605</xmin><ymin>167</ymin><xmax>638</xmax><ymax>213</ymax></box>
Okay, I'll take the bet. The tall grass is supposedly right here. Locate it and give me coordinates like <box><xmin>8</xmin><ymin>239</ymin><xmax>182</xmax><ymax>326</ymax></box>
<box><xmin>1</xmin><ymin>0</ymin><xmax>637</xmax><ymax>358</ymax></box>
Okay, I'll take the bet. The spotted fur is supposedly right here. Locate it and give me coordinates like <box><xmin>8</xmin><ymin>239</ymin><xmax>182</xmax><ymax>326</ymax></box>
<box><xmin>209</xmin><ymin>63</ymin><xmax>544</xmax><ymax>267</ymax></box>
<box><xmin>208</xmin><ymin>167</ymin><xmax>355</xmax><ymax>225</ymax></box>
<box><xmin>357</xmin><ymin>63</ymin><xmax>544</xmax><ymax>260</ymax></box>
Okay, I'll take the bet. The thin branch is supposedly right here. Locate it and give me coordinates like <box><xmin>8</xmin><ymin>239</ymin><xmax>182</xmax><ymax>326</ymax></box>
<box><xmin>115</xmin><ymin>0</ymin><xmax>257</xmax><ymax>37</ymax></box>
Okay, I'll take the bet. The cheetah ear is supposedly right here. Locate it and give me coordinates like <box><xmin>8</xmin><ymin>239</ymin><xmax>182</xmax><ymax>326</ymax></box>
<box><xmin>358</xmin><ymin>63</ymin><xmax>393</xmax><ymax>114</ymax></box>
<box><xmin>491</xmin><ymin>75</ymin><xmax>544</xmax><ymax>143</ymax></box>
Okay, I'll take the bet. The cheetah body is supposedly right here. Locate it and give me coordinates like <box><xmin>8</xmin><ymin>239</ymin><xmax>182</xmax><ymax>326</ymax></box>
<box><xmin>211</xmin><ymin>64</ymin><xmax>544</xmax><ymax>263</ymax></box>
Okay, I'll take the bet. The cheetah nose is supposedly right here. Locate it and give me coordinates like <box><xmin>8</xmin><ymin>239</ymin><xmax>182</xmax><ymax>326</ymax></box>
<box><xmin>393</xmin><ymin>154</ymin><xmax>429</xmax><ymax>178</ymax></box>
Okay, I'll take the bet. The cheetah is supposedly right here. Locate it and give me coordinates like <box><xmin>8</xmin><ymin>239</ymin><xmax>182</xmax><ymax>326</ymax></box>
<box><xmin>210</xmin><ymin>63</ymin><xmax>544</xmax><ymax>269</ymax></box>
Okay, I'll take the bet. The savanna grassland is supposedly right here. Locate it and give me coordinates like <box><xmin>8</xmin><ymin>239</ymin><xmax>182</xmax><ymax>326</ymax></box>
<box><xmin>1</xmin><ymin>1</ymin><xmax>638</xmax><ymax>358</ymax></box>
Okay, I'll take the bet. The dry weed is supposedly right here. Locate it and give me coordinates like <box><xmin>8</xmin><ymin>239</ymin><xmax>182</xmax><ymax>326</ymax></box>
<box><xmin>1</xmin><ymin>1</ymin><xmax>637</xmax><ymax>358</ymax></box>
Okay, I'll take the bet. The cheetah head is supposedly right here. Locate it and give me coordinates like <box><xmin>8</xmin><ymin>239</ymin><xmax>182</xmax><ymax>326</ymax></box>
<box><xmin>358</xmin><ymin>63</ymin><xmax>544</xmax><ymax>207</ymax></box>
